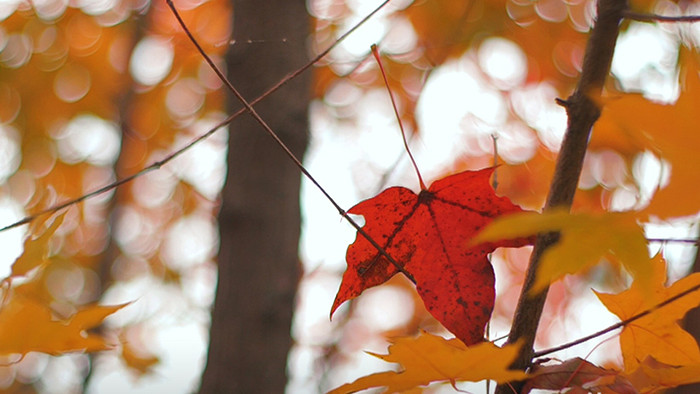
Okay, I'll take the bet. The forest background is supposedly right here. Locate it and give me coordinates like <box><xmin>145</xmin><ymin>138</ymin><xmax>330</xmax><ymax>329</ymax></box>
<box><xmin>0</xmin><ymin>0</ymin><xmax>699</xmax><ymax>393</ymax></box>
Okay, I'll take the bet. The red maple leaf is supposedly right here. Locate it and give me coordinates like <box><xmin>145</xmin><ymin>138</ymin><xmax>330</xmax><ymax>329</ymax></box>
<box><xmin>331</xmin><ymin>167</ymin><xmax>532</xmax><ymax>345</ymax></box>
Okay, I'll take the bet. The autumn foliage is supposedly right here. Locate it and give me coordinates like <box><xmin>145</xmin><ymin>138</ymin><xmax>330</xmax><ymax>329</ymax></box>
<box><xmin>1</xmin><ymin>0</ymin><xmax>700</xmax><ymax>393</ymax></box>
<box><xmin>0</xmin><ymin>0</ymin><xmax>230</xmax><ymax>389</ymax></box>
<box><xmin>323</xmin><ymin>0</ymin><xmax>700</xmax><ymax>392</ymax></box>
<box><xmin>331</xmin><ymin>168</ymin><xmax>533</xmax><ymax>345</ymax></box>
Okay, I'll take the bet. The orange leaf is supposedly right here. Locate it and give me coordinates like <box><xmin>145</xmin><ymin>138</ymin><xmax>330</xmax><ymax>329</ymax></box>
<box><xmin>0</xmin><ymin>289</ymin><xmax>126</xmax><ymax>356</ymax></box>
<box><xmin>328</xmin><ymin>331</ymin><xmax>527</xmax><ymax>394</ymax></box>
<box><xmin>403</xmin><ymin>0</ymin><xmax>475</xmax><ymax>64</ymax></box>
<box><xmin>624</xmin><ymin>356</ymin><xmax>700</xmax><ymax>392</ymax></box>
<box><xmin>595</xmin><ymin>255</ymin><xmax>700</xmax><ymax>371</ymax></box>
<box><xmin>592</xmin><ymin>52</ymin><xmax>700</xmax><ymax>218</ymax></box>
<box><xmin>10</xmin><ymin>212</ymin><xmax>65</xmax><ymax>278</ymax></box>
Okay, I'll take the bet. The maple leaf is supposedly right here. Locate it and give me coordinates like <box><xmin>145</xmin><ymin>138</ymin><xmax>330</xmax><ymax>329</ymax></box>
<box><xmin>596</xmin><ymin>255</ymin><xmax>700</xmax><ymax>372</ymax></box>
<box><xmin>327</xmin><ymin>331</ymin><xmax>527</xmax><ymax>394</ymax></box>
<box><xmin>332</xmin><ymin>168</ymin><xmax>532</xmax><ymax>345</ymax></box>
<box><xmin>0</xmin><ymin>210</ymin><xmax>127</xmax><ymax>357</ymax></box>
<box><xmin>592</xmin><ymin>52</ymin><xmax>700</xmax><ymax>218</ymax></box>
<box><xmin>0</xmin><ymin>288</ymin><xmax>127</xmax><ymax>356</ymax></box>
<box><xmin>624</xmin><ymin>356</ymin><xmax>700</xmax><ymax>392</ymax></box>
<box><xmin>522</xmin><ymin>357</ymin><xmax>636</xmax><ymax>394</ymax></box>
<box><xmin>473</xmin><ymin>209</ymin><xmax>652</xmax><ymax>293</ymax></box>
<box><xmin>10</xmin><ymin>212</ymin><xmax>65</xmax><ymax>278</ymax></box>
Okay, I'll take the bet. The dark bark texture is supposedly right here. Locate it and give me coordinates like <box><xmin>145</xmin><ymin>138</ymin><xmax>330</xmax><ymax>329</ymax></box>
<box><xmin>198</xmin><ymin>0</ymin><xmax>310</xmax><ymax>392</ymax></box>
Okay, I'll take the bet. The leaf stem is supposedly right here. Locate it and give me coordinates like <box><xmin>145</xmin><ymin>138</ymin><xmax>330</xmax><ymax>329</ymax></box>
<box><xmin>371</xmin><ymin>44</ymin><xmax>427</xmax><ymax>191</ymax></box>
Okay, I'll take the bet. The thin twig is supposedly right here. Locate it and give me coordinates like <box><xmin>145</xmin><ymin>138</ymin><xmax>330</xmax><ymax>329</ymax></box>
<box><xmin>166</xmin><ymin>1</ymin><xmax>417</xmax><ymax>284</ymax></box>
<box><xmin>491</xmin><ymin>134</ymin><xmax>498</xmax><ymax>190</ymax></box>
<box><xmin>0</xmin><ymin>0</ymin><xmax>393</xmax><ymax>234</ymax></box>
<box><xmin>647</xmin><ymin>238</ymin><xmax>699</xmax><ymax>244</ymax></box>
<box><xmin>533</xmin><ymin>281</ymin><xmax>700</xmax><ymax>358</ymax></box>
<box><xmin>624</xmin><ymin>10</ymin><xmax>700</xmax><ymax>23</ymax></box>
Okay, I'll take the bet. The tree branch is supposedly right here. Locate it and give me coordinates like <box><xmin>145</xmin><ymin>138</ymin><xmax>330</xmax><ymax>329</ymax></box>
<box><xmin>532</xmin><ymin>281</ymin><xmax>700</xmax><ymax>358</ymax></box>
<box><xmin>624</xmin><ymin>11</ymin><xmax>700</xmax><ymax>23</ymax></box>
<box><xmin>495</xmin><ymin>0</ymin><xmax>626</xmax><ymax>392</ymax></box>
<box><xmin>647</xmin><ymin>238</ymin><xmax>699</xmax><ymax>244</ymax></box>
<box><xmin>165</xmin><ymin>0</ymin><xmax>416</xmax><ymax>284</ymax></box>
<box><xmin>0</xmin><ymin>0</ymin><xmax>393</xmax><ymax>234</ymax></box>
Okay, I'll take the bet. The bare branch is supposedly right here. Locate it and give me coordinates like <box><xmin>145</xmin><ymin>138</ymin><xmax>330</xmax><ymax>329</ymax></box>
<box><xmin>533</xmin><ymin>281</ymin><xmax>700</xmax><ymax>358</ymax></box>
<box><xmin>624</xmin><ymin>10</ymin><xmax>700</xmax><ymax>23</ymax></box>
<box><xmin>166</xmin><ymin>0</ymin><xmax>417</xmax><ymax>284</ymax></box>
<box><xmin>495</xmin><ymin>0</ymin><xmax>626</xmax><ymax>391</ymax></box>
<box><xmin>648</xmin><ymin>238</ymin><xmax>699</xmax><ymax>244</ymax></box>
<box><xmin>0</xmin><ymin>0</ymin><xmax>392</xmax><ymax>232</ymax></box>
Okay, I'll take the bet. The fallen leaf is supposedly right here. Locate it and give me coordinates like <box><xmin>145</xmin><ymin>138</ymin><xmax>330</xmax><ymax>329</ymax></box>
<box><xmin>473</xmin><ymin>209</ymin><xmax>652</xmax><ymax>293</ymax></box>
<box><xmin>328</xmin><ymin>331</ymin><xmax>527</xmax><ymax>394</ymax></box>
<box><xmin>596</xmin><ymin>255</ymin><xmax>700</xmax><ymax>371</ymax></box>
<box><xmin>332</xmin><ymin>168</ymin><xmax>532</xmax><ymax>344</ymax></box>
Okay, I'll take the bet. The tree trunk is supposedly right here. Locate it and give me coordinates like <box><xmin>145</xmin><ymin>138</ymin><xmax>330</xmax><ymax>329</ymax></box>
<box><xmin>198</xmin><ymin>1</ymin><xmax>310</xmax><ymax>392</ymax></box>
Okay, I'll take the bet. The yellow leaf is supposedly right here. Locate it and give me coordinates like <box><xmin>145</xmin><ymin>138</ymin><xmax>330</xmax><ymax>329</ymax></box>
<box><xmin>625</xmin><ymin>356</ymin><xmax>700</xmax><ymax>392</ymax></box>
<box><xmin>10</xmin><ymin>212</ymin><xmax>66</xmax><ymax>278</ymax></box>
<box><xmin>596</xmin><ymin>255</ymin><xmax>700</xmax><ymax>372</ymax></box>
<box><xmin>592</xmin><ymin>52</ymin><xmax>700</xmax><ymax>218</ymax></box>
<box><xmin>641</xmin><ymin>361</ymin><xmax>700</xmax><ymax>388</ymax></box>
<box><xmin>473</xmin><ymin>209</ymin><xmax>652</xmax><ymax>293</ymax></box>
<box><xmin>0</xmin><ymin>289</ymin><xmax>127</xmax><ymax>356</ymax></box>
<box><xmin>327</xmin><ymin>331</ymin><xmax>527</xmax><ymax>394</ymax></box>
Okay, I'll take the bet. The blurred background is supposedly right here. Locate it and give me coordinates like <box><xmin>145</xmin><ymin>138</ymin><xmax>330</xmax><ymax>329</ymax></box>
<box><xmin>0</xmin><ymin>0</ymin><xmax>698</xmax><ymax>392</ymax></box>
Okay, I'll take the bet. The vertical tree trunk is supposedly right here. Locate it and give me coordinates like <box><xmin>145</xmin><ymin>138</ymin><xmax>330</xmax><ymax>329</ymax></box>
<box><xmin>198</xmin><ymin>1</ymin><xmax>310</xmax><ymax>392</ymax></box>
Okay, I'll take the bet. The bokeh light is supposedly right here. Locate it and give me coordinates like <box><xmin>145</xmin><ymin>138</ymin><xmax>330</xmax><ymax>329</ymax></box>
<box><xmin>53</xmin><ymin>62</ymin><xmax>91</xmax><ymax>102</ymax></box>
<box><xmin>0</xmin><ymin>125</ymin><xmax>21</xmax><ymax>183</ymax></box>
<box><xmin>0</xmin><ymin>0</ymin><xmax>697</xmax><ymax>392</ymax></box>
<box><xmin>33</xmin><ymin>0</ymin><xmax>69</xmax><ymax>21</ymax></box>
<box><xmin>478</xmin><ymin>37</ymin><xmax>528</xmax><ymax>90</ymax></box>
<box><xmin>55</xmin><ymin>114</ymin><xmax>121</xmax><ymax>166</ymax></box>
<box><xmin>129</xmin><ymin>36</ymin><xmax>174</xmax><ymax>86</ymax></box>
<box><xmin>0</xmin><ymin>33</ymin><xmax>33</xmax><ymax>68</ymax></box>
